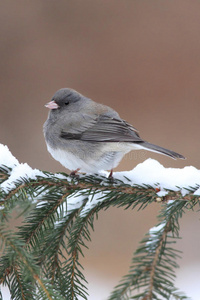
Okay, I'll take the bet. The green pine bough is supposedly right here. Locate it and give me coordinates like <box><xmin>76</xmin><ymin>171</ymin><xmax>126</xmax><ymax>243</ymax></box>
<box><xmin>0</xmin><ymin>162</ymin><xmax>199</xmax><ymax>300</ymax></box>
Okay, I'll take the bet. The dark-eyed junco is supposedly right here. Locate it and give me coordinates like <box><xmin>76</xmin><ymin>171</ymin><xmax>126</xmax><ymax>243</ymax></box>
<box><xmin>43</xmin><ymin>88</ymin><xmax>185</xmax><ymax>176</ymax></box>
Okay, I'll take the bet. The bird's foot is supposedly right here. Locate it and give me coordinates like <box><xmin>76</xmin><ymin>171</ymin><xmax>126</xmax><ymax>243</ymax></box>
<box><xmin>70</xmin><ymin>168</ymin><xmax>80</xmax><ymax>177</ymax></box>
<box><xmin>108</xmin><ymin>169</ymin><xmax>113</xmax><ymax>180</ymax></box>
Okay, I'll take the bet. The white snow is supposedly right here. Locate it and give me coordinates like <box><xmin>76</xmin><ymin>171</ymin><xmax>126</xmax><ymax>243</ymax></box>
<box><xmin>0</xmin><ymin>144</ymin><xmax>43</xmax><ymax>193</ymax></box>
<box><xmin>80</xmin><ymin>191</ymin><xmax>107</xmax><ymax>217</ymax></box>
<box><xmin>0</xmin><ymin>144</ymin><xmax>200</xmax><ymax>210</ymax></box>
<box><xmin>36</xmin><ymin>200</ymin><xmax>48</xmax><ymax>208</ymax></box>
<box><xmin>149</xmin><ymin>222</ymin><xmax>166</xmax><ymax>236</ymax></box>
<box><xmin>66</xmin><ymin>190</ymin><xmax>87</xmax><ymax>212</ymax></box>
<box><xmin>0</xmin><ymin>144</ymin><xmax>19</xmax><ymax>168</ymax></box>
<box><xmin>114</xmin><ymin>158</ymin><xmax>200</xmax><ymax>196</ymax></box>
<box><xmin>1</xmin><ymin>163</ymin><xmax>44</xmax><ymax>193</ymax></box>
<box><xmin>156</xmin><ymin>190</ymin><xmax>169</xmax><ymax>197</ymax></box>
<box><xmin>194</xmin><ymin>187</ymin><xmax>200</xmax><ymax>196</ymax></box>
<box><xmin>65</xmin><ymin>190</ymin><xmax>106</xmax><ymax>217</ymax></box>
<box><xmin>146</xmin><ymin>221</ymin><xmax>167</xmax><ymax>247</ymax></box>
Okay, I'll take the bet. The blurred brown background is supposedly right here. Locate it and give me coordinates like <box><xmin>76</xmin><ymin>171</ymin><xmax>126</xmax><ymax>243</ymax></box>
<box><xmin>0</xmin><ymin>1</ymin><xmax>200</xmax><ymax>299</ymax></box>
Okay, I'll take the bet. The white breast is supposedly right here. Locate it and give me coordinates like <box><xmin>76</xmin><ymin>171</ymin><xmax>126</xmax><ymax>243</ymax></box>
<box><xmin>46</xmin><ymin>143</ymin><xmax>130</xmax><ymax>173</ymax></box>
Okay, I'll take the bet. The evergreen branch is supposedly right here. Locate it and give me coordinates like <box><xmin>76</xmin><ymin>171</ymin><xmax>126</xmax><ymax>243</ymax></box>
<box><xmin>43</xmin><ymin>209</ymin><xmax>78</xmax><ymax>283</ymax></box>
<box><xmin>146</xmin><ymin>219</ymin><xmax>172</xmax><ymax>299</ymax></box>
<box><xmin>0</xmin><ymin>227</ymin><xmax>46</xmax><ymax>299</ymax></box>
<box><xmin>23</xmin><ymin>190</ymin><xmax>71</xmax><ymax>246</ymax></box>
<box><xmin>1</xmin><ymin>173</ymin><xmax>199</xmax><ymax>207</ymax></box>
<box><xmin>0</xmin><ymin>160</ymin><xmax>199</xmax><ymax>299</ymax></box>
<box><xmin>13</xmin><ymin>266</ymin><xmax>26</xmax><ymax>300</ymax></box>
<box><xmin>59</xmin><ymin>198</ymin><xmax>91</xmax><ymax>300</ymax></box>
<box><xmin>0</xmin><ymin>226</ymin><xmax>66</xmax><ymax>300</ymax></box>
<box><xmin>108</xmin><ymin>200</ymin><xmax>191</xmax><ymax>300</ymax></box>
<box><xmin>0</xmin><ymin>166</ymin><xmax>10</xmax><ymax>183</ymax></box>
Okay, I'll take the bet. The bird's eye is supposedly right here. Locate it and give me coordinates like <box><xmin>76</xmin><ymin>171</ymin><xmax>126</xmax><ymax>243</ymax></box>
<box><xmin>65</xmin><ymin>101</ymin><xmax>69</xmax><ymax>105</ymax></box>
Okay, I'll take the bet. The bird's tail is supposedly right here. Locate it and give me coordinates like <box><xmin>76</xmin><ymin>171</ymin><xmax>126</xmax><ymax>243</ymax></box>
<box><xmin>140</xmin><ymin>141</ymin><xmax>185</xmax><ymax>159</ymax></box>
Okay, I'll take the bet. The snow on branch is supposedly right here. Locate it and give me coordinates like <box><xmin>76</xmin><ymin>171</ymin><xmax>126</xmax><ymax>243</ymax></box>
<box><xmin>0</xmin><ymin>143</ymin><xmax>199</xmax><ymax>300</ymax></box>
<box><xmin>0</xmin><ymin>143</ymin><xmax>200</xmax><ymax>200</ymax></box>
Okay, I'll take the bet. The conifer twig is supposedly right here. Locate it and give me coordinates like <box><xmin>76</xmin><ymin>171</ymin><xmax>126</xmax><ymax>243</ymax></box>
<box><xmin>0</xmin><ymin>162</ymin><xmax>198</xmax><ymax>299</ymax></box>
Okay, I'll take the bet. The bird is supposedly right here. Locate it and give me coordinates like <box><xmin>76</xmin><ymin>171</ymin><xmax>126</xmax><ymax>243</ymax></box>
<box><xmin>43</xmin><ymin>88</ymin><xmax>185</xmax><ymax>177</ymax></box>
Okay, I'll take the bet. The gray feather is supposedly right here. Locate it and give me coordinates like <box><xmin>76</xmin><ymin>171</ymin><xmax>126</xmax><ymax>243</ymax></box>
<box><xmin>61</xmin><ymin>116</ymin><xmax>142</xmax><ymax>143</ymax></box>
<box><xmin>140</xmin><ymin>141</ymin><xmax>185</xmax><ymax>159</ymax></box>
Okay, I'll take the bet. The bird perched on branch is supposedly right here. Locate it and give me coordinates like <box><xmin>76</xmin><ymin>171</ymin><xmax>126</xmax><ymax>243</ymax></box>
<box><xmin>43</xmin><ymin>88</ymin><xmax>185</xmax><ymax>177</ymax></box>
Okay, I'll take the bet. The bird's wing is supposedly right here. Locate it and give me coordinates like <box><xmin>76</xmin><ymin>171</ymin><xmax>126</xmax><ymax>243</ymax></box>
<box><xmin>61</xmin><ymin>114</ymin><xmax>143</xmax><ymax>143</ymax></box>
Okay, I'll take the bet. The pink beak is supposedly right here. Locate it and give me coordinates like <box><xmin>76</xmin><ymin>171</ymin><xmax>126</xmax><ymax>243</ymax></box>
<box><xmin>45</xmin><ymin>100</ymin><xmax>59</xmax><ymax>110</ymax></box>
